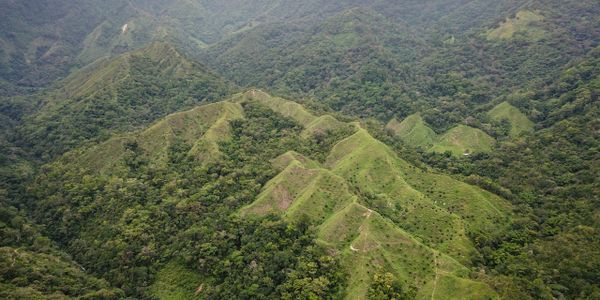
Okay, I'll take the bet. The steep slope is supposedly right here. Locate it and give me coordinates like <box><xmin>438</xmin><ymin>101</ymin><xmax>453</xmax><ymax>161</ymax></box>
<box><xmin>199</xmin><ymin>0</ymin><xmax>600</xmax><ymax>133</ymax></box>
<box><xmin>203</xmin><ymin>7</ymin><xmax>427</xmax><ymax>119</ymax></box>
<box><xmin>465</xmin><ymin>46</ymin><xmax>600</xmax><ymax>299</ymax></box>
<box><xmin>386</xmin><ymin>113</ymin><xmax>437</xmax><ymax>148</ymax></box>
<box><xmin>0</xmin><ymin>201</ymin><xmax>123</xmax><ymax>299</ymax></box>
<box><xmin>18</xmin><ymin>42</ymin><xmax>235</xmax><ymax>160</ymax></box>
<box><xmin>72</xmin><ymin>100</ymin><xmax>244</xmax><ymax>174</ymax></box>
<box><xmin>240</xmin><ymin>92</ymin><xmax>510</xmax><ymax>299</ymax></box>
<box><xmin>30</xmin><ymin>91</ymin><xmax>353</xmax><ymax>298</ymax></box>
<box><xmin>0</xmin><ymin>0</ymin><xmax>123</xmax><ymax>87</ymax></box>
<box><xmin>0</xmin><ymin>0</ymin><xmax>282</xmax><ymax>87</ymax></box>
<box><xmin>28</xmin><ymin>90</ymin><xmax>510</xmax><ymax>298</ymax></box>
<box><xmin>487</xmin><ymin>101</ymin><xmax>534</xmax><ymax>136</ymax></box>
<box><xmin>429</xmin><ymin>125</ymin><xmax>495</xmax><ymax>156</ymax></box>
<box><xmin>236</xmin><ymin>89</ymin><xmax>354</xmax><ymax>137</ymax></box>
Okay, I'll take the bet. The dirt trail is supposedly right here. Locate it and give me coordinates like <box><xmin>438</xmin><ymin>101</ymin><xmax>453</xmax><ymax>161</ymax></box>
<box><xmin>350</xmin><ymin>209</ymin><xmax>374</xmax><ymax>252</ymax></box>
<box><xmin>431</xmin><ymin>254</ymin><xmax>439</xmax><ymax>300</ymax></box>
<box><xmin>11</xmin><ymin>249</ymin><xmax>20</xmax><ymax>267</ymax></box>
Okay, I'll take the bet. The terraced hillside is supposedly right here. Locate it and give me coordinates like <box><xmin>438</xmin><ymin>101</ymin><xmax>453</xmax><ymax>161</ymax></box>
<box><xmin>240</xmin><ymin>92</ymin><xmax>511</xmax><ymax>299</ymax></box>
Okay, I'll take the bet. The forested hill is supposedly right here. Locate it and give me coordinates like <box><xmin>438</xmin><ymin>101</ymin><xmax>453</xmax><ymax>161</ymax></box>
<box><xmin>1</xmin><ymin>0</ymin><xmax>599</xmax><ymax>299</ymax></box>
<box><xmin>25</xmin><ymin>91</ymin><xmax>512</xmax><ymax>299</ymax></box>
<box><xmin>14</xmin><ymin>42</ymin><xmax>235</xmax><ymax>161</ymax></box>
<box><xmin>202</xmin><ymin>0</ymin><xmax>600</xmax><ymax>129</ymax></box>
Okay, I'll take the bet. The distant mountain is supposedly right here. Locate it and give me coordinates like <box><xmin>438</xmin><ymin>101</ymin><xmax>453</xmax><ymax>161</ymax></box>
<box><xmin>0</xmin><ymin>0</ymin><xmax>279</xmax><ymax>88</ymax></box>
<box><xmin>200</xmin><ymin>0</ymin><xmax>600</xmax><ymax>130</ymax></box>
<box><xmin>202</xmin><ymin>7</ymin><xmax>427</xmax><ymax>119</ymax></box>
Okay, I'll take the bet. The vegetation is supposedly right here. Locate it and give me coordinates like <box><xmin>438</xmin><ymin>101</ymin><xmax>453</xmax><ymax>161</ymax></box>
<box><xmin>429</xmin><ymin>125</ymin><xmax>496</xmax><ymax>156</ymax></box>
<box><xmin>487</xmin><ymin>102</ymin><xmax>534</xmax><ymax>137</ymax></box>
<box><xmin>0</xmin><ymin>193</ymin><xmax>124</xmax><ymax>299</ymax></box>
<box><xmin>386</xmin><ymin>114</ymin><xmax>437</xmax><ymax>149</ymax></box>
<box><xmin>18</xmin><ymin>42</ymin><xmax>235</xmax><ymax>160</ymax></box>
<box><xmin>1</xmin><ymin>1</ymin><xmax>600</xmax><ymax>299</ymax></box>
<box><xmin>486</xmin><ymin>10</ymin><xmax>546</xmax><ymax>41</ymax></box>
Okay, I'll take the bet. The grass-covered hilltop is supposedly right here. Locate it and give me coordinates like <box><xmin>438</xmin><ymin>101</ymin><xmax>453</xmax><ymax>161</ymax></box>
<box><xmin>1</xmin><ymin>0</ymin><xmax>599</xmax><ymax>299</ymax></box>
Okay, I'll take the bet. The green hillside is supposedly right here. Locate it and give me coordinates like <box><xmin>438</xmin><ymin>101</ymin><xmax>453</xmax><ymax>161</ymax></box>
<box><xmin>0</xmin><ymin>200</ymin><xmax>123</xmax><ymax>299</ymax></box>
<box><xmin>3</xmin><ymin>1</ymin><xmax>600</xmax><ymax>299</ymax></box>
<box><xmin>486</xmin><ymin>10</ymin><xmax>546</xmax><ymax>41</ymax></box>
<box><xmin>29</xmin><ymin>91</ymin><xmax>356</xmax><ymax>298</ymax></box>
<box><xmin>429</xmin><ymin>125</ymin><xmax>495</xmax><ymax>156</ymax></box>
<box><xmin>386</xmin><ymin>113</ymin><xmax>438</xmax><ymax>148</ymax></box>
<box><xmin>0</xmin><ymin>0</ymin><xmax>282</xmax><ymax>87</ymax></box>
<box><xmin>73</xmin><ymin>100</ymin><xmax>244</xmax><ymax>174</ymax></box>
<box><xmin>240</xmin><ymin>93</ymin><xmax>510</xmax><ymax>299</ymax></box>
<box><xmin>488</xmin><ymin>101</ymin><xmax>535</xmax><ymax>136</ymax></box>
<box><xmin>28</xmin><ymin>91</ymin><xmax>510</xmax><ymax>299</ymax></box>
<box><xmin>18</xmin><ymin>42</ymin><xmax>234</xmax><ymax>159</ymax></box>
<box><xmin>236</xmin><ymin>89</ymin><xmax>355</xmax><ymax>137</ymax></box>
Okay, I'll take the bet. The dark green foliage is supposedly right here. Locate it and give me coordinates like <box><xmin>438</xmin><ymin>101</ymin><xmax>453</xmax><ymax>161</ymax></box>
<box><xmin>0</xmin><ymin>192</ymin><xmax>124</xmax><ymax>299</ymax></box>
<box><xmin>203</xmin><ymin>0</ymin><xmax>600</xmax><ymax>134</ymax></box>
<box><xmin>29</xmin><ymin>102</ymin><xmax>347</xmax><ymax>298</ymax></box>
<box><xmin>418</xmin><ymin>48</ymin><xmax>600</xmax><ymax>299</ymax></box>
<box><xmin>18</xmin><ymin>43</ymin><xmax>235</xmax><ymax>160</ymax></box>
<box><xmin>2</xmin><ymin>1</ymin><xmax>600</xmax><ymax>299</ymax></box>
<box><xmin>368</xmin><ymin>272</ymin><xmax>415</xmax><ymax>300</ymax></box>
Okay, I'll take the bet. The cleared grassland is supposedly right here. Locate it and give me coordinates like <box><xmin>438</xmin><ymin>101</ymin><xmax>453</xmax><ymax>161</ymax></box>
<box><xmin>57</xmin><ymin>91</ymin><xmax>509</xmax><ymax>299</ymax></box>
<box><xmin>240</xmin><ymin>94</ymin><xmax>511</xmax><ymax>298</ymax></box>
<box><xmin>488</xmin><ymin>101</ymin><xmax>534</xmax><ymax>136</ymax></box>
<box><xmin>487</xmin><ymin>10</ymin><xmax>546</xmax><ymax>41</ymax></box>
<box><xmin>429</xmin><ymin>125</ymin><xmax>495</xmax><ymax>156</ymax></box>
<box><xmin>386</xmin><ymin>113</ymin><xmax>437</xmax><ymax>148</ymax></box>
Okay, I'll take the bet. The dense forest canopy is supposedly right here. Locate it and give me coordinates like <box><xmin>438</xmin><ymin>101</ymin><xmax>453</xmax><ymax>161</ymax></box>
<box><xmin>1</xmin><ymin>0</ymin><xmax>599</xmax><ymax>299</ymax></box>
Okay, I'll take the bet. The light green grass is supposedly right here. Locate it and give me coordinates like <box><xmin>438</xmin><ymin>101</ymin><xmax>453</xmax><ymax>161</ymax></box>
<box><xmin>325</xmin><ymin>128</ymin><xmax>475</xmax><ymax>260</ymax></box>
<box><xmin>429</xmin><ymin>125</ymin><xmax>495</xmax><ymax>156</ymax></box>
<box><xmin>57</xmin><ymin>91</ymin><xmax>508</xmax><ymax>299</ymax></box>
<box><xmin>487</xmin><ymin>10</ymin><xmax>545</xmax><ymax>41</ymax></box>
<box><xmin>488</xmin><ymin>101</ymin><xmax>534</xmax><ymax>136</ymax></box>
<box><xmin>78</xmin><ymin>100</ymin><xmax>243</xmax><ymax>173</ymax></box>
<box><xmin>241</xmin><ymin>90</ymin><xmax>354</xmax><ymax>137</ymax></box>
<box><xmin>242</xmin><ymin>120</ymin><xmax>509</xmax><ymax>299</ymax></box>
<box><xmin>386</xmin><ymin>114</ymin><xmax>437</xmax><ymax>148</ymax></box>
<box><xmin>150</xmin><ymin>261</ymin><xmax>204</xmax><ymax>300</ymax></box>
<box><xmin>240</xmin><ymin>152</ymin><xmax>355</xmax><ymax>224</ymax></box>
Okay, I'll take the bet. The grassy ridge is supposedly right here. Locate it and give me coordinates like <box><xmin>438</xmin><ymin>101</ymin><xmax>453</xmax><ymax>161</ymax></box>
<box><xmin>429</xmin><ymin>125</ymin><xmax>495</xmax><ymax>156</ymax></box>
<box><xmin>238</xmin><ymin>89</ymin><xmax>354</xmax><ymax>137</ymax></box>
<box><xmin>487</xmin><ymin>10</ymin><xmax>546</xmax><ymax>40</ymax></box>
<box><xmin>240</xmin><ymin>92</ymin><xmax>509</xmax><ymax>299</ymax></box>
<box><xmin>31</xmin><ymin>91</ymin><xmax>508</xmax><ymax>298</ymax></box>
<box><xmin>488</xmin><ymin>101</ymin><xmax>534</xmax><ymax>136</ymax></box>
<box><xmin>387</xmin><ymin>114</ymin><xmax>497</xmax><ymax>157</ymax></box>
<box><xmin>74</xmin><ymin>101</ymin><xmax>243</xmax><ymax>173</ymax></box>
<box><xmin>386</xmin><ymin>113</ymin><xmax>437</xmax><ymax>148</ymax></box>
<box><xmin>19</xmin><ymin>42</ymin><xmax>235</xmax><ymax>160</ymax></box>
